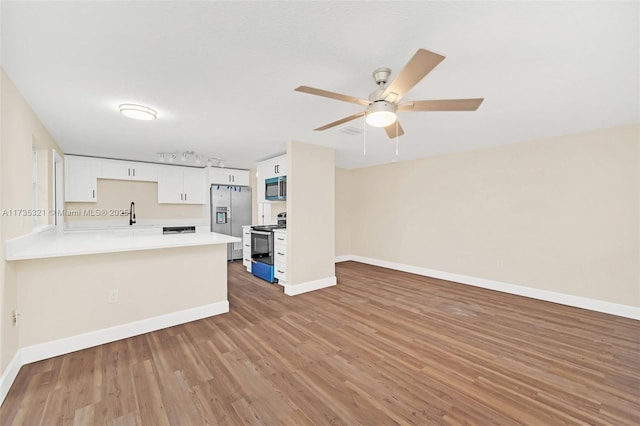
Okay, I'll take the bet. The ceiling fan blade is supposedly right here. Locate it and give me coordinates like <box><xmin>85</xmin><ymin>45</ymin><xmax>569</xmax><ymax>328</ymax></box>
<box><xmin>314</xmin><ymin>111</ymin><xmax>366</xmax><ymax>131</ymax></box>
<box><xmin>398</xmin><ymin>98</ymin><xmax>484</xmax><ymax>112</ymax></box>
<box><xmin>295</xmin><ymin>86</ymin><xmax>370</xmax><ymax>107</ymax></box>
<box><xmin>381</xmin><ymin>49</ymin><xmax>445</xmax><ymax>102</ymax></box>
<box><xmin>384</xmin><ymin>120</ymin><xmax>405</xmax><ymax>139</ymax></box>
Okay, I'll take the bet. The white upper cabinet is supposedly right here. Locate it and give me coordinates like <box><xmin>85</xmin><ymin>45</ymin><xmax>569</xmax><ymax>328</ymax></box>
<box><xmin>209</xmin><ymin>167</ymin><xmax>250</xmax><ymax>186</ymax></box>
<box><xmin>256</xmin><ymin>154</ymin><xmax>287</xmax><ymax>202</ymax></box>
<box><xmin>157</xmin><ymin>165</ymin><xmax>206</xmax><ymax>204</ymax></box>
<box><xmin>65</xmin><ymin>155</ymin><xmax>206</xmax><ymax>204</ymax></box>
<box><xmin>258</xmin><ymin>155</ymin><xmax>287</xmax><ymax>180</ymax></box>
<box><xmin>102</xmin><ymin>159</ymin><xmax>157</xmax><ymax>182</ymax></box>
<box><xmin>64</xmin><ymin>155</ymin><xmax>102</xmax><ymax>202</ymax></box>
<box><xmin>182</xmin><ymin>168</ymin><xmax>206</xmax><ymax>203</ymax></box>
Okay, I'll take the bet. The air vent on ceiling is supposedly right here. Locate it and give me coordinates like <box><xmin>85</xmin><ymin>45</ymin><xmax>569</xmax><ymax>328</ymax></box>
<box><xmin>337</xmin><ymin>125</ymin><xmax>363</xmax><ymax>136</ymax></box>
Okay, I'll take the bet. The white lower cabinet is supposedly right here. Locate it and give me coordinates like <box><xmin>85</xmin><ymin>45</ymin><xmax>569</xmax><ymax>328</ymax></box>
<box><xmin>242</xmin><ymin>226</ymin><xmax>252</xmax><ymax>272</ymax></box>
<box><xmin>273</xmin><ymin>229</ymin><xmax>287</xmax><ymax>285</ymax></box>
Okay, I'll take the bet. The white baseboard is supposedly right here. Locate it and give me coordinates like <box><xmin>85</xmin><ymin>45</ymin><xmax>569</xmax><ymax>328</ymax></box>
<box><xmin>21</xmin><ymin>301</ymin><xmax>229</xmax><ymax>365</ymax></box>
<box><xmin>0</xmin><ymin>301</ymin><xmax>229</xmax><ymax>407</ymax></box>
<box><xmin>335</xmin><ymin>255</ymin><xmax>352</xmax><ymax>263</ymax></box>
<box><xmin>284</xmin><ymin>276</ymin><xmax>337</xmax><ymax>296</ymax></box>
<box><xmin>0</xmin><ymin>351</ymin><xmax>22</xmax><ymax>408</ymax></box>
<box><xmin>338</xmin><ymin>255</ymin><xmax>640</xmax><ymax>320</ymax></box>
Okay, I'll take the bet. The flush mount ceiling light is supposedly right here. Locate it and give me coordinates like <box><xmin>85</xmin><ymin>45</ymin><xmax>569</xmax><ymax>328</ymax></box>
<box><xmin>119</xmin><ymin>104</ymin><xmax>157</xmax><ymax>121</ymax></box>
<box><xmin>365</xmin><ymin>101</ymin><xmax>397</xmax><ymax>128</ymax></box>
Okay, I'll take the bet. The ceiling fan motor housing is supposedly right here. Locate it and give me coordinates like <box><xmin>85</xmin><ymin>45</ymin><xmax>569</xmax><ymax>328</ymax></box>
<box><xmin>368</xmin><ymin>100</ymin><xmax>397</xmax><ymax>113</ymax></box>
<box><xmin>372</xmin><ymin>67</ymin><xmax>391</xmax><ymax>85</ymax></box>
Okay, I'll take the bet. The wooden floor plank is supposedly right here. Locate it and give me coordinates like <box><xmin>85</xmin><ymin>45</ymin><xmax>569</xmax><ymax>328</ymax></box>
<box><xmin>1</xmin><ymin>261</ymin><xmax>638</xmax><ymax>425</ymax></box>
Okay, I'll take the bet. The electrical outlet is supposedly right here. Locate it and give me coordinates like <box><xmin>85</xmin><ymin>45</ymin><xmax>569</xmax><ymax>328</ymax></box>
<box><xmin>11</xmin><ymin>310</ymin><xmax>19</xmax><ymax>326</ymax></box>
<box><xmin>108</xmin><ymin>289</ymin><xmax>119</xmax><ymax>304</ymax></box>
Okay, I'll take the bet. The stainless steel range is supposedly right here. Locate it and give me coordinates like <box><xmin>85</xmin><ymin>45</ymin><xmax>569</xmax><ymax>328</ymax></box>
<box><xmin>250</xmin><ymin>224</ymin><xmax>285</xmax><ymax>266</ymax></box>
<box><xmin>250</xmin><ymin>217</ymin><xmax>286</xmax><ymax>283</ymax></box>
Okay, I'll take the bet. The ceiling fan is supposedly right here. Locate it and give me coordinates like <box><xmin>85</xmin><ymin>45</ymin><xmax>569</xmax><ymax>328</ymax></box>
<box><xmin>295</xmin><ymin>48</ymin><xmax>484</xmax><ymax>138</ymax></box>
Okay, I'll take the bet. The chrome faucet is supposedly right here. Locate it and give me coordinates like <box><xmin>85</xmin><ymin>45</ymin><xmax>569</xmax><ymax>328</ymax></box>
<box><xmin>129</xmin><ymin>202</ymin><xmax>136</xmax><ymax>226</ymax></box>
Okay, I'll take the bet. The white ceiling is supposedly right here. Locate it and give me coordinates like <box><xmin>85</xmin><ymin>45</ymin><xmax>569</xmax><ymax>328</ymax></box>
<box><xmin>2</xmin><ymin>1</ymin><xmax>638</xmax><ymax>169</ymax></box>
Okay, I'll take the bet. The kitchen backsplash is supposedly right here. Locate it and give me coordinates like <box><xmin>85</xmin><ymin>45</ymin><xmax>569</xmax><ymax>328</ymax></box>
<box><xmin>65</xmin><ymin>179</ymin><xmax>204</xmax><ymax>223</ymax></box>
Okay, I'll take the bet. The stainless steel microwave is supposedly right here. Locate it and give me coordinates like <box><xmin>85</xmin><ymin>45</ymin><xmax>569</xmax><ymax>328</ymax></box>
<box><xmin>265</xmin><ymin>176</ymin><xmax>286</xmax><ymax>201</ymax></box>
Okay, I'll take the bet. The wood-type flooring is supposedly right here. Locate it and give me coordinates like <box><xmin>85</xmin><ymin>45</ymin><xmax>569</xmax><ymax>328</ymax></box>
<box><xmin>1</xmin><ymin>261</ymin><xmax>638</xmax><ymax>425</ymax></box>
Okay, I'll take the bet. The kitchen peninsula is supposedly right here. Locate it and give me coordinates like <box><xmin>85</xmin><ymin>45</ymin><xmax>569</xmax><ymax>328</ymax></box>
<box><xmin>5</xmin><ymin>227</ymin><xmax>237</xmax><ymax>365</ymax></box>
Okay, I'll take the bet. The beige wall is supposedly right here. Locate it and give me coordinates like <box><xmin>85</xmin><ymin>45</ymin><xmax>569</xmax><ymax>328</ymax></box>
<box><xmin>335</xmin><ymin>168</ymin><xmax>353</xmax><ymax>257</ymax></box>
<box><xmin>15</xmin><ymin>245</ymin><xmax>227</xmax><ymax>346</ymax></box>
<box><xmin>1</xmin><ymin>69</ymin><xmax>63</xmax><ymax>374</ymax></box>
<box><xmin>287</xmin><ymin>141</ymin><xmax>335</xmax><ymax>285</ymax></box>
<box><xmin>66</xmin><ymin>179</ymin><xmax>204</xmax><ymax>223</ymax></box>
<box><xmin>342</xmin><ymin>125</ymin><xmax>639</xmax><ymax>307</ymax></box>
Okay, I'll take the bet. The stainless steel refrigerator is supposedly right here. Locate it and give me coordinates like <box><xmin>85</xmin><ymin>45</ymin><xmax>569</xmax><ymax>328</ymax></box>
<box><xmin>210</xmin><ymin>185</ymin><xmax>252</xmax><ymax>261</ymax></box>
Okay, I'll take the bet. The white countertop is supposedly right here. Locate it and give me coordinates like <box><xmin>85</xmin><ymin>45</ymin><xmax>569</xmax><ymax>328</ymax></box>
<box><xmin>5</xmin><ymin>227</ymin><xmax>240</xmax><ymax>261</ymax></box>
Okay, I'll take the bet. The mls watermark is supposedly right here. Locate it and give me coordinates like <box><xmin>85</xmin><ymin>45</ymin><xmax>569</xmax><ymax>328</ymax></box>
<box><xmin>1</xmin><ymin>208</ymin><xmax>130</xmax><ymax>217</ymax></box>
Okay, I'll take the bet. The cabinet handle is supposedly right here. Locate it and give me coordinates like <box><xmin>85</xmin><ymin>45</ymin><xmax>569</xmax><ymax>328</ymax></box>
<box><xmin>128</xmin><ymin>168</ymin><xmax>131</xmax><ymax>176</ymax></box>
<box><xmin>132</xmin><ymin>168</ymin><xmax>135</xmax><ymax>177</ymax></box>
<box><xmin>245</xmin><ymin>258</ymin><xmax>250</xmax><ymax>262</ymax></box>
<box><xmin>277</xmin><ymin>252</ymin><xmax>284</xmax><ymax>255</ymax></box>
<box><xmin>184</xmin><ymin>193</ymin><xmax>187</xmax><ymax>201</ymax></box>
<box><xmin>180</xmin><ymin>193</ymin><xmax>183</xmax><ymax>201</ymax></box>
<box><xmin>277</xmin><ymin>237</ymin><xmax>284</xmax><ymax>241</ymax></box>
<box><xmin>277</xmin><ymin>270</ymin><xmax>285</xmax><ymax>273</ymax></box>
<box><xmin>92</xmin><ymin>189</ymin><xmax>95</xmax><ymax>198</ymax></box>
<box><xmin>244</xmin><ymin>244</ymin><xmax>250</xmax><ymax>247</ymax></box>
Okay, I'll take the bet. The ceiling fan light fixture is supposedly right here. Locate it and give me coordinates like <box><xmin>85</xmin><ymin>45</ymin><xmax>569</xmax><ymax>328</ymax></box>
<box><xmin>365</xmin><ymin>101</ymin><xmax>397</xmax><ymax>127</ymax></box>
<box><xmin>119</xmin><ymin>104</ymin><xmax>157</xmax><ymax>121</ymax></box>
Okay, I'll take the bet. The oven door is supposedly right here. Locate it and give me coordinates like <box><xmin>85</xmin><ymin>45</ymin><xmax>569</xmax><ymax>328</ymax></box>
<box><xmin>251</xmin><ymin>230</ymin><xmax>273</xmax><ymax>264</ymax></box>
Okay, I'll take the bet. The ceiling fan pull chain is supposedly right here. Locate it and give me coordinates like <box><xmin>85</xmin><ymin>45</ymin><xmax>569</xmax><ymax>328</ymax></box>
<box><xmin>395</xmin><ymin>121</ymin><xmax>399</xmax><ymax>156</ymax></box>
<box><xmin>363</xmin><ymin>114</ymin><xmax>367</xmax><ymax>156</ymax></box>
